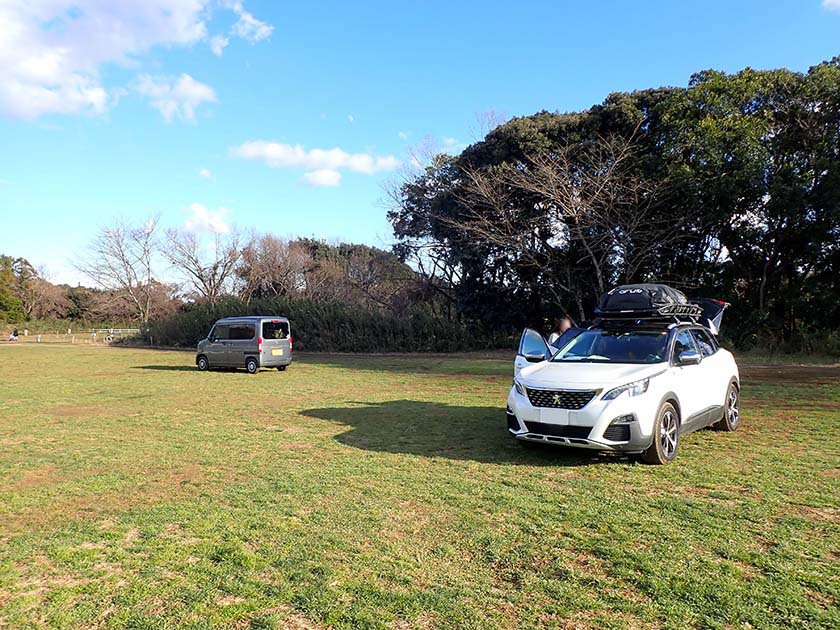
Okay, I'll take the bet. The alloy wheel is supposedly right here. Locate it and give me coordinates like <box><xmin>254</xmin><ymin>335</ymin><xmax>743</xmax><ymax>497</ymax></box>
<box><xmin>727</xmin><ymin>388</ymin><xmax>740</xmax><ymax>427</ymax></box>
<box><xmin>659</xmin><ymin>410</ymin><xmax>678</xmax><ymax>459</ymax></box>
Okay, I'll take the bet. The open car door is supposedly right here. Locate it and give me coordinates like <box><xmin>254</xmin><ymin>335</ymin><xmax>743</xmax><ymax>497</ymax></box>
<box><xmin>691</xmin><ymin>298</ymin><xmax>729</xmax><ymax>335</ymax></box>
<box><xmin>514</xmin><ymin>328</ymin><xmax>551</xmax><ymax>377</ymax></box>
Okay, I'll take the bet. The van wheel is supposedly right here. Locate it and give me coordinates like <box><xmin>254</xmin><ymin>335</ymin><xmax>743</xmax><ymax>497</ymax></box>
<box><xmin>197</xmin><ymin>355</ymin><xmax>209</xmax><ymax>371</ymax></box>
<box><xmin>714</xmin><ymin>383</ymin><xmax>740</xmax><ymax>431</ymax></box>
<box><xmin>246</xmin><ymin>357</ymin><xmax>259</xmax><ymax>374</ymax></box>
<box><xmin>641</xmin><ymin>403</ymin><xmax>679</xmax><ymax>465</ymax></box>
<box><xmin>276</xmin><ymin>365</ymin><xmax>286</xmax><ymax>371</ymax></box>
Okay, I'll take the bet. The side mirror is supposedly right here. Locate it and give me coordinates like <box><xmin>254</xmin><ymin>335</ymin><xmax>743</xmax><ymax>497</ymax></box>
<box><xmin>678</xmin><ymin>350</ymin><xmax>701</xmax><ymax>366</ymax></box>
<box><xmin>523</xmin><ymin>350</ymin><xmax>546</xmax><ymax>363</ymax></box>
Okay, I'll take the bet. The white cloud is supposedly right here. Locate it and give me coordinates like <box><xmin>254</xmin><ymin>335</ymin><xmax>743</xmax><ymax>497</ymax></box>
<box><xmin>231</xmin><ymin>9</ymin><xmax>274</xmax><ymax>43</ymax></box>
<box><xmin>823</xmin><ymin>0</ymin><xmax>840</xmax><ymax>12</ymax></box>
<box><xmin>347</xmin><ymin>114</ymin><xmax>355</xmax><ymax>123</ymax></box>
<box><xmin>232</xmin><ymin>141</ymin><xmax>401</xmax><ymax>180</ymax></box>
<box><xmin>199</xmin><ymin>168</ymin><xmax>212</xmax><ymax>178</ymax></box>
<box><xmin>185</xmin><ymin>203</ymin><xmax>230</xmax><ymax>233</ymax></box>
<box><xmin>302</xmin><ymin>169</ymin><xmax>342</xmax><ymax>187</ymax></box>
<box><xmin>441</xmin><ymin>136</ymin><xmax>467</xmax><ymax>154</ymax></box>
<box><xmin>209</xmin><ymin>35</ymin><xmax>230</xmax><ymax>57</ymax></box>
<box><xmin>208</xmin><ymin>1</ymin><xmax>273</xmax><ymax>56</ymax></box>
<box><xmin>135</xmin><ymin>74</ymin><xmax>217</xmax><ymax>122</ymax></box>
<box><xmin>398</xmin><ymin>131</ymin><xmax>410</xmax><ymax>140</ymax></box>
<box><xmin>0</xmin><ymin>1</ymin><xmax>271</xmax><ymax>119</ymax></box>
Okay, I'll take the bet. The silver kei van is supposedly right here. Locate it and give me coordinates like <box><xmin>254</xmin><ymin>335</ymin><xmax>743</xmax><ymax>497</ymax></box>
<box><xmin>196</xmin><ymin>316</ymin><xmax>292</xmax><ymax>374</ymax></box>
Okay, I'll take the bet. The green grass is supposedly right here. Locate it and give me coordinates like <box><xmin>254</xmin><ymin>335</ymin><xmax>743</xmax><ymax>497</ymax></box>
<box><xmin>0</xmin><ymin>345</ymin><xmax>838</xmax><ymax>629</ymax></box>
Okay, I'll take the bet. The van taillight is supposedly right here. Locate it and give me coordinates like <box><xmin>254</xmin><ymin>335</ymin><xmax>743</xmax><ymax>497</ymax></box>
<box><xmin>257</xmin><ymin>337</ymin><xmax>263</xmax><ymax>353</ymax></box>
<box><xmin>289</xmin><ymin>335</ymin><xmax>293</xmax><ymax>351</ymax></box>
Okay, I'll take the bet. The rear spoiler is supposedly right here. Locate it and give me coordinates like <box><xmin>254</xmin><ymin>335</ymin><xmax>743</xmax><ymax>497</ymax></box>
<box><xmin>690</xmin><ymin>298</ymin><xmax>729</xmax><ymax>335</ymax></box>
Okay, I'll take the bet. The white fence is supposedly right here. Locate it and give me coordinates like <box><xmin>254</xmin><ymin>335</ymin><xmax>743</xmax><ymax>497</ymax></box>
<box><xmin>7</xmin><ymin>328</ymin><xmax>141</xmax><ymax>344</ymax></box>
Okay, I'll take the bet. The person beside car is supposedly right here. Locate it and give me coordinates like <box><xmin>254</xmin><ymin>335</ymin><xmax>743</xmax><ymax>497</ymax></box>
<box><xmin>548</xmin><ymin>316</ymin><xmax>582</xmax><ymax>350</ymax></box>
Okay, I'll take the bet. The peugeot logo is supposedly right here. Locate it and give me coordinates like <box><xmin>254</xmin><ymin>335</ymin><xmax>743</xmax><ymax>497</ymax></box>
<box><xmin>552</xmin><ymin>394</ymin><xmax>563</xmax><ymax>405</ymax></box>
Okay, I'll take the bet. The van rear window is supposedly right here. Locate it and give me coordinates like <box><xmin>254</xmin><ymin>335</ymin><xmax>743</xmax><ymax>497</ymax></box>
<box><xmin>263</xmin><ymin>321</ymin><xmax>289</xmax><ymax>340</ymax></box>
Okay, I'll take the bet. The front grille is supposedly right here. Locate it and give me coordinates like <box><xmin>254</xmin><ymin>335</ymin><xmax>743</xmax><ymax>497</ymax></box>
<box><xmin>523</xmin><ymin>422</ymin><xmax>591</xmax><ymax>439</ymax></box>
<box><xmin>603</xmin><ymin>424</ymin><xmax>631</xmax><ymax>442</ymax></box>
<box><xmin>525</xmin><ymin>388</ymin><xmax>596</xmax><ymax>409</ymax></box>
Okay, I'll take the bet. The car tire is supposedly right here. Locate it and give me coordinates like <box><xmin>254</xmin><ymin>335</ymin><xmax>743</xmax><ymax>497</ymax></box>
<box><xmin>714</xmin><ymin>383</ymin><xmax>740</xmax><ymax>431</ymax></box>
<box><xmin>641</xmin><ymin>402</ymin><xmax>680</xmax><ymax>465</ymax></box>
<box><xmin>276</xmin><ymin>365</ymin><xmax>286</xmax><ymax>371</ymax></box>
<box><xmin>196</xmin><ymin>355</ymin><xmax>209</xmax><ymax>371</ymax></box>
<box><xmin>246</xmin><ymin>357</ymin><xmax>259</xmax><ymax>374</ymax></box>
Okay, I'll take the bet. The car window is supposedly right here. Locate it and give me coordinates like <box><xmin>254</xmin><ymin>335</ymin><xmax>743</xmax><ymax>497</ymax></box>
<box><xmin>262</xmin><ymin>321</ymin><xmax>289</xmax><ymax>340</ymax></box>
<box><xmin>672</xmin><ymin>329</ymin><xmax>698</xmax><ymax>362</ymax></box>
<box><xmin>691</xmin><ymin>328</ymin><xmax>717</xmax><ymax>357</ymax></box>
<box><xmin>229</xmin><ymin>323</ymin><xmax>255</xmax><ymax>340</ymax></box>
<box><xmin>553</xmin><ymin>330</ymin><xmax>669</xmax><ymax>364</ymax></box>
<box><xmin>210</xmin><ymin>324</ymin><xmax>229</xmax><ymax>341</ymax></box>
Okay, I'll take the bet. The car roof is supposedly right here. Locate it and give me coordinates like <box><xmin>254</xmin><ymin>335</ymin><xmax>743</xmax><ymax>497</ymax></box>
<box><xmin>216</xmin><ymin>316</ymin><xmax>288</xmax><ymax>322</ymax></box>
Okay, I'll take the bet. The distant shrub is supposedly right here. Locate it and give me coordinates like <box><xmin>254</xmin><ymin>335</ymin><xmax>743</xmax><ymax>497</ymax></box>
<box><xmin>144</xmin><ymin>297</ymin><xmax>516</xmax><ymax>352</ymax></box>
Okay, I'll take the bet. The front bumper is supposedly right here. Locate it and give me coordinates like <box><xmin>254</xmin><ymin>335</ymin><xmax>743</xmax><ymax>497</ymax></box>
<box><xmin>506</xmin><ymin>384</ymin><xmax>659</xmax><ymax>453</ymax></box>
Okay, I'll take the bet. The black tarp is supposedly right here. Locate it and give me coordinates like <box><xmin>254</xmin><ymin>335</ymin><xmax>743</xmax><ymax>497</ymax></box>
<box><xmin>597</xmin><ymin>284</ymin><xmax>689</xmax><ymax>313</ymax></box>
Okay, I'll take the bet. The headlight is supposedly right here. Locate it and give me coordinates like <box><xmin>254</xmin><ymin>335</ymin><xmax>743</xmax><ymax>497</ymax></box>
<box><xmin>602</xmin><ymin>378</ymin><xmax>650</xmax><ymax>400</ymax></box>
<box><xmin>513</xmin><ymin>379</ymin><xmax>526</xmax><ymax>396</ymax></box>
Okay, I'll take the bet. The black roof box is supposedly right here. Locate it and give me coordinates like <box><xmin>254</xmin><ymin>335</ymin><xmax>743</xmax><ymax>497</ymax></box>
<box><xmin>595</xmin><ymin>284</ymin><xmax>702</xmax><ymax>320</ymax></box>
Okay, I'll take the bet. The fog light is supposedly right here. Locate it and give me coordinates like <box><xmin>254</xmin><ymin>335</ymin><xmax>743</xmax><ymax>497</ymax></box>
<box><xmin>610</xmin><ymin>414</ymin><xmax>635</xmax><ymax>425</ymax></box>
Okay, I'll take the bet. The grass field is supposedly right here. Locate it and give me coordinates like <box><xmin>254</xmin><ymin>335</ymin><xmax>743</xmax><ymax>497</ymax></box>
<box><xmin>0</xmin><ymin>344</ymin><xmax>838</xmax><ymax>629</ymax></box>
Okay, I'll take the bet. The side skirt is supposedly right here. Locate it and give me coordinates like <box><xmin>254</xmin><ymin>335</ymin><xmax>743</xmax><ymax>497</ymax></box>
<box><xmin>681</xmin><ymin>405</ymin><xmax>725</xmax><ymax>434</ymax></box>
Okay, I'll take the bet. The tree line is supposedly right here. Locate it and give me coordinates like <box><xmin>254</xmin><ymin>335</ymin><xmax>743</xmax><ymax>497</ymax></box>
<box><xmin>2</xmin><ymin>230</ymin><xmax>456</xmax><ymax>350</ymax></box>
<box><xmin>389</xmin><ymin>58</ymin><xmax>840</xmax><ymax>354</ymax></box>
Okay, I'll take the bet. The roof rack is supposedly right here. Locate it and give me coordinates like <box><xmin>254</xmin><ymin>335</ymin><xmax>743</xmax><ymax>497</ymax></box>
<box><xmin>592</xmin><ymin>303</ymin><xmax>704</xmax><ymax>327</ymax></box>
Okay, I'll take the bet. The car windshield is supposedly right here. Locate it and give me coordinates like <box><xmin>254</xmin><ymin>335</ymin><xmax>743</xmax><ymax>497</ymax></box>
<box><xmin>552</xmin><ymin>329</ymin><xmax>669</xmax><ymax>364</ymax></box>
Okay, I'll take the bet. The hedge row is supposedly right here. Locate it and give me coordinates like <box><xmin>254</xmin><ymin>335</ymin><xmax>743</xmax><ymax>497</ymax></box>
<box><xmin>143</xmin><ymin>297</ymin><xmax>517</xmax><ymax>353</ymax></box>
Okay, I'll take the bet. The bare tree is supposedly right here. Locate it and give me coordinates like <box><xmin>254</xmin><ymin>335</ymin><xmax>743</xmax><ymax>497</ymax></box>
<box><xmin>76</xmin><ymin>217</ymin><xmax>160</xmax><ymax>323</ymax></box>
<box><xmin>469</xmin><ymin>108</ymin><xmax>509</xmax><ymax>140</ymax></box>
<box><xmin>22</xmin><ymin>278</ymin><xmax>71</xmax><ymax>319</ymax></box>
<box><xmin>163</xmin><ymin>228</ymin><xmax>241</xmax><ymax>304</ymax></box>
<box><xmin>449</xmin><ymin>134</ymin><xmax>680</xmax><ymax>307</ymax></box>
<box><xmin>238</xmin><ymin>235</ymin><xmax>308</xmax><ymax>301</ymax></box>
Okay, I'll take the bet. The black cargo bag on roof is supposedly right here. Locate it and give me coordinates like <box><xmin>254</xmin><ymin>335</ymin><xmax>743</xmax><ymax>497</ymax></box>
<box><xmin>596</xmin><ymin>284</ymin><xmax>700</xmax><ymax>318</ymax></box>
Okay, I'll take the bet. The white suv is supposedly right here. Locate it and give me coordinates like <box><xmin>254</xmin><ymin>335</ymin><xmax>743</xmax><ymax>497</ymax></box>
<box><xmin>507</xmin><ymin>322</ymin><xmax>741</xmax><ymax>464</ymax></box>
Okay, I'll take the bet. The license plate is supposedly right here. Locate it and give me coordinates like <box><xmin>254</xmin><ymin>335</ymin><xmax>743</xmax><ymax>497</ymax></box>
<box><xmin>271</xmin><ymin>349</ymin><xmax>283</xmax><ymax>356</ymax></box>
<box><xmin>539</xmin><ymin>408</ymin><xmax>570</xmax><ymax>424</ymax></box>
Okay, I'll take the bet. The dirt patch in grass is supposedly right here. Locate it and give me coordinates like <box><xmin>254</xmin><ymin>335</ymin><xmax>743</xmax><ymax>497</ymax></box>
<box><xmin>787</xmin><ymin>504</ymin><xmax>840</xmax><ymax>524</ymax></box>
<box><xmin>240</xmin><ymin>606</ymin><xmax>327</xmax><ymax>629</ymax></box>
<box><xmin>48</xmin><ymin>404</ymin><xmax>99</xmax><ymax>418</ymax></box>
<box><xmin>7</xmin><ymin>464</ymin><xmax>61</xmax><ymax>491</ymax></box>
<box><xmin>740</xmin><ymin>363</ymin><xmax>840</xmax><ymax>385</ymax></box>
<box><xmin>2</xmin><ymin>464</ymin><xmax>209</xmax><ymax>536</ymax></box>
<box><xmin>805</xmin><ymin>589</ymin><xmax>836</xmax><ymax>609</ymax></box>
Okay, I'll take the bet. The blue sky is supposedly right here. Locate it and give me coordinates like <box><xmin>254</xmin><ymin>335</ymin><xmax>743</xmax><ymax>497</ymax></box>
<box><xmin>1</xmin><ymin>0</ymin><xmax>839</xmax><ymax>284</ymax></box>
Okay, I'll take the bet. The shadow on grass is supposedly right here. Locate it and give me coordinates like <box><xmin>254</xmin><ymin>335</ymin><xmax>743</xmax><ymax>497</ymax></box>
<box><xmin>132</xmin><ymin>365</ymin><xmax>197</xmax><ymax>372</ymax></box>
<box><xmin>300</xmin><ymin>399</ymin><xmax>624</xmax><ymax>466</ymax></box>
